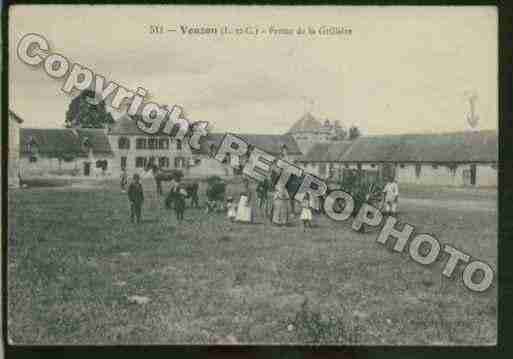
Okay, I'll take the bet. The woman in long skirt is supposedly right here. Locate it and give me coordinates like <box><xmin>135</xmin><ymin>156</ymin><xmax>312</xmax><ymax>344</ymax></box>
<box><xmin>272</xmin><ymin>186</ymin><xmax>290</xmax><ymax>226</ymax></box>
<box><xmin>235</xmin><ymin>191</ymin><xmax>253</xmax><ymax>223</ymax></box>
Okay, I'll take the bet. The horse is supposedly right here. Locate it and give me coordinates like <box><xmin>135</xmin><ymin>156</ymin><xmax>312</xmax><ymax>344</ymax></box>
<box><xmin>146</xmin><ymin>164</ymin><xmax>183</xmax><ymax>196</ymax></box>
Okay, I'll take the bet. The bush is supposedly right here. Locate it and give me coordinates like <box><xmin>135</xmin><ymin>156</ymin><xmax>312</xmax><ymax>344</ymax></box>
<box><xmin>292</xmin><ymin>299</ymin><xmax>360</xmax><ymax>344</ymax></box>
<box><xmin>206</xmin><ymin>176</ymin><xmax>226</xmax><ymax>202</ymax></box>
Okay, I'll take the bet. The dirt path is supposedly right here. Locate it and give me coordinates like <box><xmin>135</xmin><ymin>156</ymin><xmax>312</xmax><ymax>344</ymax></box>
<box><xmin>400</xmin><ymin>197</ymin><xmax>496</xmax><ymax>213</ymax></box>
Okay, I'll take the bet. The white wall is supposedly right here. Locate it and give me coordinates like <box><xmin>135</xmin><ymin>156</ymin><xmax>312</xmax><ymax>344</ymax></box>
<box><xmin>20</xmin><ymin>156</ymin><xmax>81</xmax><ymax>177</ymax></box>
<box><xmin>188</xmin><ymin>157</ymin><xmax>233</xmax><ymax>178</ymax></box>
<box><xmin>108</xmin><ymin>135</ymin><xmax>195</xmax><ymax>176</ymax></box>
<box><xmin>300</xmin><ymin>161</ymin><xmax>498</xmax><ymax>188</ymax></box>
<box><xmin>476</xmin><ymin>164</ymin><xmax>498</xmax><ymax>187</ymax></box>
<box><xmin>395</xmin><ymin>163</ymin><xmax>497</xmax><ymax>187</ymax></box>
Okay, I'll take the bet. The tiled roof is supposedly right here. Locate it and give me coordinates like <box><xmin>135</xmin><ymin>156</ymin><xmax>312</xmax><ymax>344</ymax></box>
<box><xmin>299</xmin><ymin>130</ymin><xmax>497</xmax><ymax>163</ymax></box>
<box><xmin>202</xmin><ymin>133</ymin><xmax>302</xmax><ymax>156</ymax></box>
<box><xmin>20</xmin><ymin>128</ymin><xmax>87</xmax><ymax>157</ymax></box>
<box><xmin>20</xmin><ymin>128</ymin><xmax>113</xmax><ymax>157</ymax></box>
<box><xmin>301</xmin><ymin>142</ymin><xmax>354</xmax><ymax>162</ymax></box>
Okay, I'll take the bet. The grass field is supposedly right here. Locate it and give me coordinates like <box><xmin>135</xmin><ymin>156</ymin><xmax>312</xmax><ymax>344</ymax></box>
<box><xmin>7</xmin><ymin>179</ymin><xmax>497</xmax><ymax>345</ymax></box>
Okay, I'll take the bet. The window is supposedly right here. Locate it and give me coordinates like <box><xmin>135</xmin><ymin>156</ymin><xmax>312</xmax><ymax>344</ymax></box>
<box><xmin>158</xmin><ymin>138</ymin><xmax>169</xmax><ymax>150</ymax></box>
<box><xmin>432</xmin><ymin>164</ymin><xmax>439</xmax><ymax>169</ymax></box>
<box><xmin>328</xmin><ymin>164</ymin><xmax>335</xmax><ymax>177</ymax></box>
<box><xmin>176</xmin><ymin>139</ymin><xmax>182</xmax><ymax>151</ymax></box>
<box><xmin>174</xmin><ymin>157</ymin><xmax>185</xmax><ymax>168</ymax></box>
<box><xmin>148</xmin><ymin>138</ymin><xmax>157</xmax><ymax>150</ymax></box>
<box><xmin>371</xmin><ymin>164</ymin><xmax>376</xmax><ymax>168</ymax></box>
<box><xmin>491</xmin><ymin>163</ymin><xmax>497</xmax><ymax>170</ymax></box>
<box><xmin>159</xmin><ymin>157</ymin><xmax>170</xmax><ymax>168</ymax></box>
<box><xmin>400</xmin><ymin>164</ymin><xmax>406</xmax><ymax>169</ymax></box>
<box><xmin>357</xmin><ymin>163</ymin><xmax>362</xmax><ymax>171</ymax></box>
<box><xmin>120</xmin><ymin>156</ymin><xmax>127</xmax><ymax>169</ymax></box>
<box><xmin>135</xmin><ymin>157</ymin><xmax>147</xmax><ymax>168</ymax></box>
<box><xmin>96</xmin><ymin>160</ymin><xmax>108</xmax><ymax>170</ymax></box>
<box><xmin>415</xmin><ymin>164</ymin><xmax>422</xmax><ymax>178</ymax></box>
<box><xmin>319</xmin><ymin>163</ymin><xmax>327</xmax><ymax>176</ymax></box>
<box><xmin>118</xmin><ymin>137</ymin><xmax>130</xmax><ymax>150</ymax></box>
<box><xmin>136</xmin><ymin>138</ymin><xmax>147</xmax><ymax>150</ymax></box>
<box><xmin>148</xmin><ymin>156</ymin><xmax>156</xmax><ymax>167</ymax></box>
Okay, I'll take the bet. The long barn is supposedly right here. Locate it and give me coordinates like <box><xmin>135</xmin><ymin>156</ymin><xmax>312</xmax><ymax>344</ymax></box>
<box><xmin>298</xmin><ymin>130</ymin><xmax>497</xmax><ymax>188</ymax></box>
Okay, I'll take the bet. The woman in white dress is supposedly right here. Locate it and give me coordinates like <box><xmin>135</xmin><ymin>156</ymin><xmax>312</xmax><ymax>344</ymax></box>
<box><xmin>235</xmin><ymin>179</ymin><xmax>254</xmax><ymax>223</ymax></box>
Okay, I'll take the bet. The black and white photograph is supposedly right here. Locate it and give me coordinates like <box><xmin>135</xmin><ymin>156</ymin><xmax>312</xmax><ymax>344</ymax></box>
<box><xmin>6</xmin><ymin>5</ymin><xmax>497</xmax><ymax>345</ymax></box>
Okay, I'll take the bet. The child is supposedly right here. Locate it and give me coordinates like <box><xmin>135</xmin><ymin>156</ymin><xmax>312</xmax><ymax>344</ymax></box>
<box><xmin>226</xmin><ymin>197</ymin><xmax>237</xmax><ymax>222</ymax></box>
<box><xmin>128</xmin><ymin>173</ymin><xmax>144</xmax><ymax>224</ymax></box>
<box><xmin>382</xmin><ymin>176</ymin><xmax>399</xmax><ymax>215</ymax></box>
<box><xmin>300</xmin><ymin>192</ymin><xmax>313</xmax><ymax>231</ymax></box>
<box><xmin>174</xmin><ymin>185</ymin><xmax>187</xmax><ymax>221</ymax></box>
<box><xmin>120</xmin><ymin>169</ymin><xmax>128</xmax><ymax>192</ymax></box>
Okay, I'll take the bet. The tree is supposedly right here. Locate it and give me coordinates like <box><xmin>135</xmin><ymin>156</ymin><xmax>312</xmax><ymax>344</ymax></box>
<box><xmin>65</xmin><ymin>90</ymin><xmax>115</xmax><ymax>128</ymax></box>
<box><xmin>348</xmin><ymin>125</ymin><xmax>361</xmax><ymax>140</ymax></box>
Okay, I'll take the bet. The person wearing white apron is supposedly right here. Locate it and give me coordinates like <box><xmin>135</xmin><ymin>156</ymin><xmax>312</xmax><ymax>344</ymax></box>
<box><xmin>382</xmin><ymin>177</ymin><xmax>399</xmax><ymax>215</ymax></box>
<box><xmin>235</xmin><ymin>191</ymin><xmax>253</xmax><ymax>223</ymax></box>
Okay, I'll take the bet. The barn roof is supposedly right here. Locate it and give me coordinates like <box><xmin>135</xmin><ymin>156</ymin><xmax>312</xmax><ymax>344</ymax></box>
<box><xmin>20</xmin><ymin>128</ymin><xmax>113</xmax><ymax>158</ymax></box>
<box><xmin>202</xmin><ymin>133</ymin><xmax>302</xmax><ymax>156</ymax></box>
<box><xmin>108</xmin><ymin>113</ymin><xmax>195</xmax><ymax>135</ymax></box>
<box><xmin>338</xmin><ymin>130</ymin><xmax>497</xmax><ymax>163</ymax></box>
<box><xmin>301</xmin><ymin>141</ymin><xmax>354</xmax><ymax>162</ymax></box>
<box><xmin>20</xmin><ymin>128</ymin><xmax>87</xmax><ymax>157</ymax></box>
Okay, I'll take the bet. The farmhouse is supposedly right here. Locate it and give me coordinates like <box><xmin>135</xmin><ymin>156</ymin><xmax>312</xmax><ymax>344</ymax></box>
<box><xmin>107</xmin><ymin>115</ymin><xmax>302</xmax><ymax>178</ymax></box>
<box><xmin>20</xmin><ymin>127</ymin><xmax>114</xmax><ymax>178</ymax></box>
<box><xmin>8</xmin><ymin>111</ymin><xmax>24</xmax><ymax>187</ymax></box>
<box><xmin>300</xmin><ymin>130</ymin><xmax>498</xmax><ymax>187</ymax></box>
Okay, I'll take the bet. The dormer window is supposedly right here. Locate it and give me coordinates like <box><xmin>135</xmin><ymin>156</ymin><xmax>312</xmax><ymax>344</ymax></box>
<box><xmin>82</xmin><ymin>137</ymin><xmax>91</xmax><ymax>149</ymax></box>
<box><xmin>118</xmin><ymin>137</ymin><xmax>130</xmax><ymax>150</ymax></box>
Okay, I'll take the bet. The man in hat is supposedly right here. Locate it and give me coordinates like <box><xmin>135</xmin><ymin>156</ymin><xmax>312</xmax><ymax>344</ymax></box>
<box><xmin>128</xmin><ymin>173</ymin><xmax>144</xmax><ymax>224</ymax></box>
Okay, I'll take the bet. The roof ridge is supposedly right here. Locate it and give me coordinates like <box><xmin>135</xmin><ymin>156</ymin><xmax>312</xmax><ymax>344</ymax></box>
<box><xmin>360</xmin><ymin>129</ymin><xmax>497</xmax><ymax>138</ymax></box>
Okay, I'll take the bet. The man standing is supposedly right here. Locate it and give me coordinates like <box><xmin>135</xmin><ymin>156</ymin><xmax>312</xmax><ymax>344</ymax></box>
<box><xmin>128</xmin><ymin>173</ymin><xmax>144</xmax><ymax>224</ymax></box>
<box><xmin>382</xmin><ymin>176</ymin><xmax>399</xmax><ymax>216</ymax></box>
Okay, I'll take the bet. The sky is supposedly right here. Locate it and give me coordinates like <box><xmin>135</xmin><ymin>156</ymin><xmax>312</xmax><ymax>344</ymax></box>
<box><xmin>9</xmin><ymin>5</ymin><xmax>497</xmax><ymax>135</ymax></box>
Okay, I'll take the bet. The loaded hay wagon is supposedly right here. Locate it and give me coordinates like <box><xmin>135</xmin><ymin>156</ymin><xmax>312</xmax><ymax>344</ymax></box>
<box><xmin>335</xmin><ymin>168</ymin><xmax>386</xmax><ymax>220</ymax></box>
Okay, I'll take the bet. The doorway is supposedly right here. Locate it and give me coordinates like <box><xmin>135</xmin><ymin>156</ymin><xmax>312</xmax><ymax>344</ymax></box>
<box><xmin>83</xmin><ymin>162</ymin><xmax>91</xmax><ymax>176</ymax></box>
<box><xmin>470</xmin><ymin>164</ymin><xmax>476</xmax><ymax>186</ymax></box>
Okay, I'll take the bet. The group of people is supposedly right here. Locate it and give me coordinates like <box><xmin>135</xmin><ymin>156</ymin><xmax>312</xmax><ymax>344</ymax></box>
<box><xmin>225</xmin><ymin>179</ymin><xmax>315</xmax><ymax>231</ymax></box>
<box><xmin>122</xmin><ymin>169</ymin><xmax>400</xmax><ymax>228</ymax></box>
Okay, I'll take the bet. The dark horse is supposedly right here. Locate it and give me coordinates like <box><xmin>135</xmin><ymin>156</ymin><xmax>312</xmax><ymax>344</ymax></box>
<box><xmin>147</xmin><ymin>164</ymin><xmax>200</xmax><ymax>208</ymax></box>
